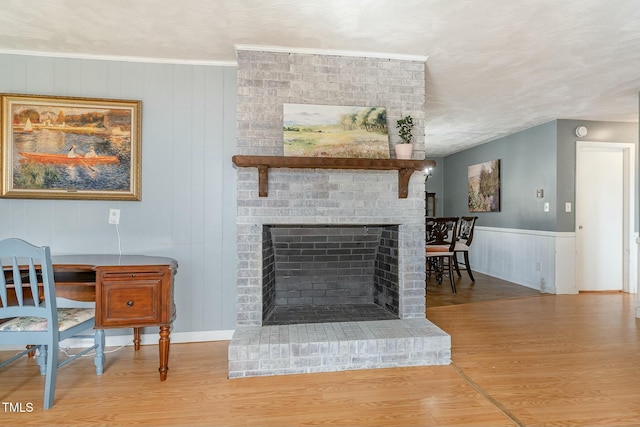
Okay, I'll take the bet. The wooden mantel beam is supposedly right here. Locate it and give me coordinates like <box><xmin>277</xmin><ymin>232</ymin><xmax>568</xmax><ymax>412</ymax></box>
<box><xmin>231</xmin><ymin>155</ymin><xmax>436</xmax><ymax>198</ymax></box>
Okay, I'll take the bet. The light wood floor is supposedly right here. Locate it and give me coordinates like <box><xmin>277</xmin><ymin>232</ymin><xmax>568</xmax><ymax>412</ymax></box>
<box><xmin>427</xmin><ymin>270</ymin><xmax>542</xmax><ymax>308</ymax></box>
<box><xmin>2</xmin><ymin>285</ymin><xmax>639</xmax><ymax>426</ymax></box>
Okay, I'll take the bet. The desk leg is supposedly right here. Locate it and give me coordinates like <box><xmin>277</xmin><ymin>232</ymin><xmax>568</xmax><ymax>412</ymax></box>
<box><xmin>133</xmin><ymin>327</ymin><xmax>142</xmax><ymax>351</ymax></box>
<box><xmin>159</xmin><ymin>326</ymin><xmax>170</xmax><ymax>381</ymax></box>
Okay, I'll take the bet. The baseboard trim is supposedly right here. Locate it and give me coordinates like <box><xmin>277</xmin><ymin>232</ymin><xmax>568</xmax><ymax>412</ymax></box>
<box><xmin>0</xmin><ymin>329</ymin><xmax>235</xmax><ymax>351</ymax></box>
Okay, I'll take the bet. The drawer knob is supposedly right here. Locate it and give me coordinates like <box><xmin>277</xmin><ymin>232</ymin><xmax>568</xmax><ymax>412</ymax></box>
<box><xmin>131</xmin><ymin>273</ymin><xmax>136</xmax><ymax>277</ymax></box>
<box><xmin>127</xmin><ymin>300</ymin><xmax>134</xmax><ymax>307</ymax></box>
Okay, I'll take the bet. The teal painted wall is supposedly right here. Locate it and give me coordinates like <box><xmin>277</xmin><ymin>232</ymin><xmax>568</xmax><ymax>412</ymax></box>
<box><xmin>443</xmin><ymin>122</ymin><xmax>557</xmax><ymax>231</ymax></box>
<box><xmin>443</xmin><ymin>119</ymin><xmax>638</xmax><ymax>232</ymax></box>
<box><xmin>0</xmin><ymin>54</ymin><xmax>238</xmax><ymax>334</ymax></box>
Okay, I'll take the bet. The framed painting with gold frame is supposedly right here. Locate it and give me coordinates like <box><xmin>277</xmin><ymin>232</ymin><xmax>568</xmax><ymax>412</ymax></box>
<box><xmin>1</xmin><ymin>93</ymin><xmax>142</xmax><ymax>200</ymax></box>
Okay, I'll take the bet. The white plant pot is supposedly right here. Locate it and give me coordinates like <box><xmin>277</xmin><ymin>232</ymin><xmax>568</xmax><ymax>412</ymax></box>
<box><xmin>394</xmin><ymin>143</ymin><xmax>413</xmax><ymax>160</ymax></box>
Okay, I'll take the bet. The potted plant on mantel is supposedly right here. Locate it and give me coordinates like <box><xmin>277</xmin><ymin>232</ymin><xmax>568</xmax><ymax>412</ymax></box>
<box><xmin>395</xmin><ymin>115</ymin><xmax>414</xmax><ymax>160</ymax></box>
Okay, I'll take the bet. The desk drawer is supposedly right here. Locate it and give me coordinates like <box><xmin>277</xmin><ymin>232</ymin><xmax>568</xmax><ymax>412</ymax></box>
<box><xmin>96</xmin><ymin>269</ymin><xmax>169</xmax><ymax>328</ymax></box>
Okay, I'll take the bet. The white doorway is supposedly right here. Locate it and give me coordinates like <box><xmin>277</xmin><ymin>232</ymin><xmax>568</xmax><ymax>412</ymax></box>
<box><xmin>576</xmin><ymin>141</ymin><xmax>636</xmax><ymax>292</ymax></box>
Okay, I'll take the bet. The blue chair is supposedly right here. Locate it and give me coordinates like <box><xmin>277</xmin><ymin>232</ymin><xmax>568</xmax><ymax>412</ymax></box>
<box><xmin>0</xmin><ymin>238</ymin><xmax>105</xmax><ymax>409</ymax></box>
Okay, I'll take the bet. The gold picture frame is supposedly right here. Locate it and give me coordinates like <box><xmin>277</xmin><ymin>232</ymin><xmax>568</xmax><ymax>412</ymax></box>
<box><xmin>0</xmin><ymin>93</ymin><xmax>142</xmax><ymax>200</ymax></box>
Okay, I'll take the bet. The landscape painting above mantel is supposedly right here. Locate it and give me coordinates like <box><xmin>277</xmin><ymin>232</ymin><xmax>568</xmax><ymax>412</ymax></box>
<box><xmin>283</xmin><ymin>103</ymin><xmax>390</xmax><ymax>159</ymax></box>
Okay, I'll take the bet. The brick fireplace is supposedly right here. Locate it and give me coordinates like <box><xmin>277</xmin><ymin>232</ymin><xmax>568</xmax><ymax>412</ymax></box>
<box><xmin>228</xmin><ymin>47</ymin><xmax>450</xmax><ymax>377</ymax></box>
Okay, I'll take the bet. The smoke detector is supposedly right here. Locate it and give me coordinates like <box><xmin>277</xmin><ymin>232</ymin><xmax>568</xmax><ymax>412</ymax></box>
<box><xmin>575</xmin><ymin>126</ymin><xmax>588</xmax><ymax>137</ymax></box>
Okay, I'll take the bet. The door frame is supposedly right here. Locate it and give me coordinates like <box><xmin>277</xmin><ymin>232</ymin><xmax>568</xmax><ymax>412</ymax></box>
<box><xmin>575</xmin><ymin>141</ymin><xmax>636</xmax><ymax>293</ymax></box>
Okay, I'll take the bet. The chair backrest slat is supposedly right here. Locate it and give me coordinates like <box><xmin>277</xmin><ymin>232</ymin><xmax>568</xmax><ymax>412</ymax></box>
<box><xmin>28</xmin><ymin>257</ymin><xmax>41</xmax><ymax>308</ymax></box>
<box><xmin>11</xmin><ymin>256</ymin><xmax>25</xmax><ymax>306</ymax></box>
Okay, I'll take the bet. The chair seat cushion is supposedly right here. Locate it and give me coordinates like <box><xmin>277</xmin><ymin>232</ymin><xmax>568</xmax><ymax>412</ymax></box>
<box><xmin>0</xmin><ymin>308</ymin><xmax>95</xmax><ymax>332</ymax></box>
<box><xmin>455</xmin><ymin>242</ymin><xmax>470</xmax><ymax>251</ymax></box>
<box><xmin>426</xmin><ymin>245</ymin><xmax>453</xmax><ymax>256</ymax></box>
<box><xmin>426</xmin><ymin>245</ymin><xmax>450</xmax><ymax>252</ymax></box>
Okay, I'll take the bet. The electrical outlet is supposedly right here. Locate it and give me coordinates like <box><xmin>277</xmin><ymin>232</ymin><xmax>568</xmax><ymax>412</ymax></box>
<box><xmin>108</xmin><ymin>208</ymin><xmax>120</xmax><ymax>225</ymax></box>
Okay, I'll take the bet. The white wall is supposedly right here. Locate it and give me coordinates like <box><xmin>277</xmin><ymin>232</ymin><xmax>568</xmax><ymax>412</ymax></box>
<box><xmin>0</xmin><ymin>54</ymin><xmax>238</xmax><ymax>339</ymax></box>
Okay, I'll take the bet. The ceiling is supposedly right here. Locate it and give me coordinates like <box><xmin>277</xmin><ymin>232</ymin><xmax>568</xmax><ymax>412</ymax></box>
<box><xmin>2</xmin><ymin>0</ymin><xmax>640</xmax><ymax>156</ymax></box>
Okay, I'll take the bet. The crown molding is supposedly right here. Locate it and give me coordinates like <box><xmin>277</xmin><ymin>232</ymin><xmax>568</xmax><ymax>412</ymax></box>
<box><xmin>0</xmin><ymin>49</ymin><xmax>237</xmax><ymax>67</ymax></box>
<box><xmin>0</xmin><ymin>46</ymin><xmax>429</xmax><ymax>65</ymax></box>
<box><xmin>235</xmin><ymin>44</ymin><xmax>428</xmax><ymax>62</ymax></box>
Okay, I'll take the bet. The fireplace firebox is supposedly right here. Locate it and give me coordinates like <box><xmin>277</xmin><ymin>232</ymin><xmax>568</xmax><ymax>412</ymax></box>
<box><xmin>262</xmin><ymin>225</ymin><xmax>400</xmax><ymax>325</ymax></box>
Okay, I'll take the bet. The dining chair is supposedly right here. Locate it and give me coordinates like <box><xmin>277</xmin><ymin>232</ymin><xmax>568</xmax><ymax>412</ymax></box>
<box><xmin>453</xmin><ymin>216</ymin><xmax>478</xmax><ymax>282</ymax></box>
<box><xmin>0</xmin><ymin>238</ymin><xmax>105</xmax><ymax>410</ymax></box>
<box><xmin>425</xmin><ymin>217</ymin><xmax>459</xmax><ymax>293</ymax></box>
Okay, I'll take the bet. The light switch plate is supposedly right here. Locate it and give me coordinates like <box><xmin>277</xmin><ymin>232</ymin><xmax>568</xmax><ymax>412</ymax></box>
<box><xmin>565</xmin><ymin>202</ymin><xmax>572</xmax><ymax>212</ymax></box>
<box><xmin>544</xmin><ymin>202</ymin><xmax>550</xmax><ymax>212</ymax></box>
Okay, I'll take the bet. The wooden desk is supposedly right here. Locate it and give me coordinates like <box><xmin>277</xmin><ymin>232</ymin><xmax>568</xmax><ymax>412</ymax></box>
<box><xmin>51</xmin><ymin>255</ymin><xmax>178</xmax><ymax>381</ymax></box>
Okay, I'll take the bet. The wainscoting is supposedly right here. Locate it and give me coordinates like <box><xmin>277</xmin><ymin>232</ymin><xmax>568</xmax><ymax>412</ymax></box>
<box><xmin>468</xmin><ymin>226</ymin><xmax>577</xmax><ymax>294</ymax></box>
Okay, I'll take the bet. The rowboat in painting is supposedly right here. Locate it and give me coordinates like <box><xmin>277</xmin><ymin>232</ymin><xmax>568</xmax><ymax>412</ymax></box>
<box><xmin>19</xmin><ymin>152</ymin><xmax>119</xmax><ymax>165</ymax></box>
